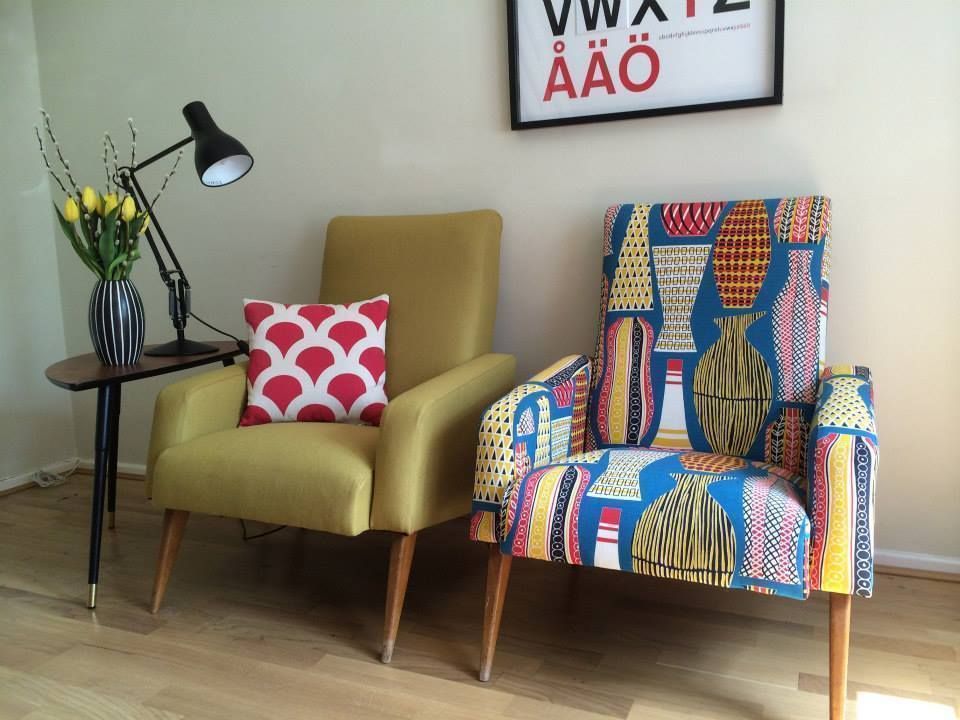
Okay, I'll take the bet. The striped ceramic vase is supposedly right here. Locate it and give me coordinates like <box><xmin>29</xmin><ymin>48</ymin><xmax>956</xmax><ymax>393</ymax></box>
<box><xmin>88</xmin><ymin>280</ymin><xmax>145</xmax><ymax>365</ymax></box>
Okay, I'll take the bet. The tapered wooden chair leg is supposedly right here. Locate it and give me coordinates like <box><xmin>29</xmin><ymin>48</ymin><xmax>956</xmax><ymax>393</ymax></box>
<box><xmin>381</xmin><ymin>532</ymin><xmax>417</xmax><ymax>663</ymax></box>
<box><xmin>829</xmin><ymin>593</ymin><xmax>852</xmax><ymax>720</ymax></box>
<box><xmin>150</xmin><ymin>509</ymin><xmax>189</xmax><ymax>614</ymax></box>
<box><xmin>479</xmin><ymin>545</ymin><xmax>512</xmax><ymax>682</ymax></box>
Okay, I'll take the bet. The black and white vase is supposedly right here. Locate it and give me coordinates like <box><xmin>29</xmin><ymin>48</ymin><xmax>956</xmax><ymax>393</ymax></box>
<box><xmin>88</xmin><ymin>279</ymin><xmax>145</xmax><ymax>365</ymax></box>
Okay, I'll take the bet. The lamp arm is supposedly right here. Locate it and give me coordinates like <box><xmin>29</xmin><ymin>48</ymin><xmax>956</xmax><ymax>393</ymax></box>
<box><xmin>119</xmin><ymin>170</ymin><xmax>192</xmax><ymax>337</ymax></box>
<box><xmin>118</xmin><ymin>141</ymin><xmax>199</xmax><ymax>345</ymax></box>
<box><xmin>120</xmin><ymin>165</ymin><xmax>190</xmax><ymax>288</ymax></box>
<box><xmin>121</xmin><ymin>172</ymin><xmax>169</xmax><ymax>279</ymax></box>
<box><xmin>133</xmin><ymin>135</ymin><xmax>193</xmax><ymax>173</ymax></box>
<box><xmin>122</xmin><ymin>133</ymin><xmax>194</xmax><ymax>285</ymax></box>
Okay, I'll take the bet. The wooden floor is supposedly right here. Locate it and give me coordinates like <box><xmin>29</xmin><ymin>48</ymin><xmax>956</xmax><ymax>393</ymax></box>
<box><xmin>0</xmin><ymin>475</ymin><xmax>957</xmax><ymax>720</ymax></box>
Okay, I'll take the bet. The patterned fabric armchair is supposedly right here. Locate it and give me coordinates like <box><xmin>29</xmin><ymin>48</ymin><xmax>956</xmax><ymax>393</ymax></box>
<box><xmin>470</xmin><ymin>198</ymin><xmax>877</xmax><ymax>720</ymax></box>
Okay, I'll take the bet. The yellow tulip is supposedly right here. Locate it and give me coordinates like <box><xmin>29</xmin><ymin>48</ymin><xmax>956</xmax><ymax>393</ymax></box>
<box><xmin>138</xmin><ymin>212</ymin><xmax>150</xmax><ymax>234</ymax></box>
<box><xmin>120</xmin><ymin>196</ymin><xmax>136</xmax><ymax>222</ymax></box>
<box><xmin>81</xmin><ymin>186</ymin><xmax>98</xmax><ymax>213</ymax></box>
<box><xmin>63</xmin><ymin>196</ymin><xmax>80</xmax><ymax>223</ymax></box>
<box><xmin>101</xmin><ymin>193</ymin><xmax>118</xmax><ymax>216</ymax></box>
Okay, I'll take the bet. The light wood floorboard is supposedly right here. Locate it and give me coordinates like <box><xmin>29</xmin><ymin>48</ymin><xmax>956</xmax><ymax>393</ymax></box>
<box><xmin>0</xmin><ymin>477</ymin><xmax>956</xmax><ymax>719</ymax></box>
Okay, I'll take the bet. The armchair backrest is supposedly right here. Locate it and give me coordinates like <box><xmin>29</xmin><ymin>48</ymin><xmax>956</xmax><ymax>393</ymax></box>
<box><xmin>587</xmin><ymin>197</ymin><xmax>831</xmax><ymax>476</ymax></box>
<box><xmin>320</xmin><ymin>210</ymin><xmax>502</xmax><ymax>396</ymax></box>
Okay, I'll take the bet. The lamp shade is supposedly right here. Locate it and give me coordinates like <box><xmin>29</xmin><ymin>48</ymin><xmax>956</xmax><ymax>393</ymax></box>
<box><xmin>182</xmin><ymin>101</ymin><xmax>253</xmax><ymax>187</ymax></box>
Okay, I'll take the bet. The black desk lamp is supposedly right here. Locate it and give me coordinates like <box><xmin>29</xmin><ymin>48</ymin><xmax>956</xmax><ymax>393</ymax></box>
<box><xmin>119</xmin><ymin>101</ymin><xmax>253</xmax><ymax>356</ymax></box>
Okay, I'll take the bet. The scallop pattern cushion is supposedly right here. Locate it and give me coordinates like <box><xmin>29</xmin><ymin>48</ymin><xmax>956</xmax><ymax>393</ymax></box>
<box><xmin>239</xmin><ymin>295</ymin><xmax>389</xmax><ymax>427</ymax></box>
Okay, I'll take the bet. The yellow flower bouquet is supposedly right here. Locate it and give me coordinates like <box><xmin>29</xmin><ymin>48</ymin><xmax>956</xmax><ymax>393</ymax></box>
<box><xmin>36</xmin><ymin>111</ymin><xmax>180</xmax><ymax>281</ymax></box>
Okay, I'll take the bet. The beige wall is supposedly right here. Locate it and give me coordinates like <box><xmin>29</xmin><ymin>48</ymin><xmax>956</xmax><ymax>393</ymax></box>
<box><xmin>0</xmin><ymin>0</ymin><xmax>76</xmax><ymax>480</ymax></box>
<box><xmin>29</xmin><ymin>1</ymin><xmax>959</xmax><ymax>559</ymax></box>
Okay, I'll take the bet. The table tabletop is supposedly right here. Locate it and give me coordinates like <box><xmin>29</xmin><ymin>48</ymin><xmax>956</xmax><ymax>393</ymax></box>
<box><xmin>45</xmin><ymin>340</ymin><xmax>244</xmax><ymax>392</ymax></box>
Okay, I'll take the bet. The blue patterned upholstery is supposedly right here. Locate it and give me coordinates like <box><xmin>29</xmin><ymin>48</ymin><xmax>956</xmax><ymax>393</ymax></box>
<box><xmin>506</xmin><ymin>448</ymin><xmax>810</xmax><ymax>599</ymax></box>
<box><xmin>471</xmin><ymin>198</ymin><xmax>878</xmax><ymax>600</ymax></box>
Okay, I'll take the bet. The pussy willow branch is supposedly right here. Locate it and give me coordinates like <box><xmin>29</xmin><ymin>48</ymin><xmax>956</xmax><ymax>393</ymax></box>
<box><xmin>104</xmin><ymin>132</ymin><xmax>120</xmax><ymax>190</ymax></box>
<box><xmin>127</xmin><ymin>118</ymin><xmax>137</xmax><ymax>168</ymax></box>
<box><xmin>41</xmin><ymin>110</ymin><xmax>81</xmax><ymax>195</ymax></box>
<box><xmin>150</xmin><ymin>150</ymin><xmax>183</xmax><ymax>209</ymax></box>
<box><xmin>34</xmin><ymin>125</ymin><xmax>68</xmax><ymax>194</ymax></box>
<box><xmin>102</xmin><ymin>135</ymin><xmax>113</xmax><ymax>192</ymax></box>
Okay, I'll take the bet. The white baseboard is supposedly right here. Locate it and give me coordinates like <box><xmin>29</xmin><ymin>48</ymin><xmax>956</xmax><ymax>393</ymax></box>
<box><xmin>0</xmin><ymin>457</ymin><xmax>81</xmax><ymax>494</ymax></box>
<box><xmin>78</xmin><ymin>458</ymin><xmax>147</xmax><ymax>478</ymax></box>
<box><xmin>875</xmin><ymin>549</ymin><xmax>960</xmax><ymax>575</ymax></box>
<box><xmin>0</xmin><ymin>457</ymin><xmax>146</xmax><ymax>496</ymax></box>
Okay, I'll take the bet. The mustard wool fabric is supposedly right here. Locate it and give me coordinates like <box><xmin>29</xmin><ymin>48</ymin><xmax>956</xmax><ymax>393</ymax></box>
<box><xmin>320</xmin><ymin>211</ymin><xmax>503</xmax><ymax>396</ymax></box>
<box><xmin>147</xmin><ymin>210</ymin><xmax>515</xmax><ymax>537</ymax></box>
<box><xmin>146</xmin><ymin>362</ymin><xmax>249</xmax><ymax>497</ymax></box>
<box><xmin>153</xmin><ymin>421</ymin><xmax>379</xmax><ymax>535</ymax></box>
<box><xmin>373</xmin><ymin>353</ymin><xmax>517</xmax><ymax>533</ymax></box>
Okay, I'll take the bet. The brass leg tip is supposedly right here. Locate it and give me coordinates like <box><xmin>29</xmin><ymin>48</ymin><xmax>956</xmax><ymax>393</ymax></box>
<box><xmin>87</xmin><ymin>583</ymin><xmax>97</xmax><ymax>608</ymax></box>
<box><xmin>381</xmin><ymin>641</ymin><xmax>395</xmax><ymax>664</ymax></box>
<box><xmin>108</xmin><ymin>511</ymin><xmax>116</xmax><ymax>530</ymax></box>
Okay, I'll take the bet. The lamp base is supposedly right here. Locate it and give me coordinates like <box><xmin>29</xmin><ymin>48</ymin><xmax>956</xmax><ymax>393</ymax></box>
<box><xmin>145</xmin><ymin>338</ymin><xmax>218</xmax><ymax>357</ymax></box>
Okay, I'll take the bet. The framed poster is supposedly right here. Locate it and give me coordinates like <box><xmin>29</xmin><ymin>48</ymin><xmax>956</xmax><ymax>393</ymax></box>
<box><xmin>507</xmin><ymin>0</ymin><xmax>784</xmax><ymax>129</ymax></box>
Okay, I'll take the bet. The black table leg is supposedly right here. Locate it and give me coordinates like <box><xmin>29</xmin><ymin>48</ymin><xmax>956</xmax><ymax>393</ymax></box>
<box><xmin>106</xmin><ymin>384</ymin><xmax>122</xmax><ymax>530</ymax></box>
<box><xmin>88</xmin><ymin>382</ymin><xmax>120</xmax><ymax>608</ymax></box>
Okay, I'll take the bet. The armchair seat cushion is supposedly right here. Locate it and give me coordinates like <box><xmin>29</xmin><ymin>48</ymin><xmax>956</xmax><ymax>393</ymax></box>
<box><xmin>500</xmin><ymin>447</ymin><xmax>811</xmax><ymax>599</ymax></box>
<box><xmin>151</xmin><ymin>422</ymin><xmax>378</xmax><ymax>536</ymax></box>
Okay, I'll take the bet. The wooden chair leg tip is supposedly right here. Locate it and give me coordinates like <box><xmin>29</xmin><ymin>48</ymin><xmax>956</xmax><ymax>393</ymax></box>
<box><xmin>381</xmin><ymin>533</ymin><xmax>416</xmax><ymax>667</ymax></box>
<box><xmin>479</xmin><ymin>547</ymin><xmax>511</xmax><ymax>686</ymax></box>
<box><xmin>151</xmin><ymin>509</ymin><xmax>188</xmax><ymax>620</ymax></box>
<box><xmin>380</xmin><ymin>642</ymin><xmax>394</xmax><ymax>664</ymax></box>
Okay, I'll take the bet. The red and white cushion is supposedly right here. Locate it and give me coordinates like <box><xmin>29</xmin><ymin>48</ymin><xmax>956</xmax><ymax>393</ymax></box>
<box><xmin>239</xmin><ymin>295</ymin><xmax>389</xmax><ymax>427</ymax></box>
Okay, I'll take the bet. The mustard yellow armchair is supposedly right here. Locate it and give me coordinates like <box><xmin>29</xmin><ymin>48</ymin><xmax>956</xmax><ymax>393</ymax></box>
<box><xmin>146</xmin><ymin>210</ymin><xmax>515</xmax><ymax>662</ymax></box>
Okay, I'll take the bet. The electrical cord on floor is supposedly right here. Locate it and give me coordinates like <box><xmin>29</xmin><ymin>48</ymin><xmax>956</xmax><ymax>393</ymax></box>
<box><xmin>239</xmin><ymin>518</ymin><xmax>288</xmax><ymax>541</ymax></box>
<box><xmin>32</xmin><ymin>459</ymin><xmax>81</xmax><ymax>488</ymax></box>
<box><xmin>189</xmin><ymin>311</ymin><xmax>249</xmax><ymax>354</ymax></box>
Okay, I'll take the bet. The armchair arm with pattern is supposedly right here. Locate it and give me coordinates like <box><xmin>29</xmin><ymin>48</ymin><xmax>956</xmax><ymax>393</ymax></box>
<box><xmin>808</xmin><ymin>365</ymin><xmax>879</xmax><ymax>598</ymax></box>
<box><xmin>470</xmin><ymin>355</ymin><xmax>591</xmax><ymax>543</ymax></box>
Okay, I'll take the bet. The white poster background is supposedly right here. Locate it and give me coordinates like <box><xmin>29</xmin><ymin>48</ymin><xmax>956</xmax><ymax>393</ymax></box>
<box><xmin>515</xmin><ymin>0</ymin><xmax>778</xmax><ymax>123</ymax></box>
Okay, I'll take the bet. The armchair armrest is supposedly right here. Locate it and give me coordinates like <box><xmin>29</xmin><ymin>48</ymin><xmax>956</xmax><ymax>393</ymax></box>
<box><xmin>146</xmin><ymin>362</ymin><xmax>248</xmax><ymax>495</ymax></box>
<box><xmin>808</xmin><ymin>365</ymin><xmax>878</xmax><ymax>598</ymax></box>
<box><xmin>470</xmin><ymin>355</ymin><xmax>591</xmax><ymax>543</ymax></box>
<box><xmin>372</xmin><ymin>353</ymin><xmax>516</xmax><ymax>534</ymax></box>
